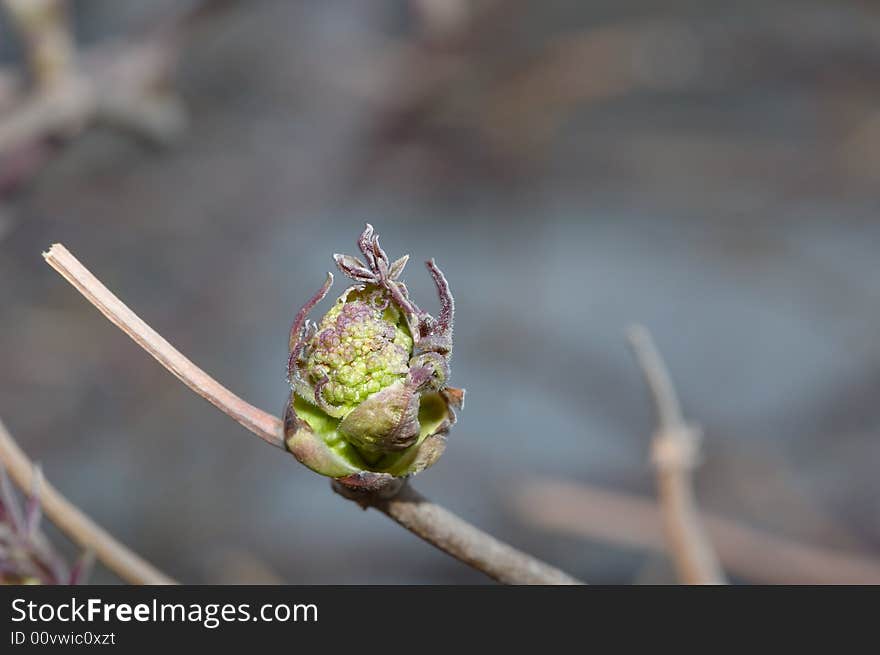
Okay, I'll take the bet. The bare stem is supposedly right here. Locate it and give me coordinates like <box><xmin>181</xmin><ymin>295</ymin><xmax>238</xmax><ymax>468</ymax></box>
<box><xmin>43</xmin><ymin>243</ymin><xmax>583</xmax><ymax>585</ymax></box>
<box><xmin>334</xmin><ymin>483</ymin><xmax>582</xmax><ymax>585</ymax></box>
<box><xmin>627</xmin><ymin>325</ymin><xmax>725</xmax><ymax>585</ymax></box>
<box><xmin>43</xmin><ymin>244</ymin><xmax>284</xmax><ymax>450</ymax></box>
<box><xmin>0</xmin><ymin>417</ymin><xmax>175</xmax><ymax>585</ymax></box>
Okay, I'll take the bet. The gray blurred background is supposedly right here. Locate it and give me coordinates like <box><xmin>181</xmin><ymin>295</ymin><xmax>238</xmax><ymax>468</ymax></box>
<box><xmin>1</xmin><ymin>0</ymin><xmax>879</xmax><ymax>583</ymax></box>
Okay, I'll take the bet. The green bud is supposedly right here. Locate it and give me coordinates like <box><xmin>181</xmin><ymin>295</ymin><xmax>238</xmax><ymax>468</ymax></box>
<box><xmin>285</xmin><ymin>225</ymin><xmax>462</xmax><ymax>491</ymax></box>
<box><xmin>302</xmin><ymin>287</ymin><xmax>411</xmax><ymax>416</ymax></box>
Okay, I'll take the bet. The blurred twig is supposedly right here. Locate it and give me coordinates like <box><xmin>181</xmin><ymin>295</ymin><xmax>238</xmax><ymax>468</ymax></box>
<box><xmin>0</xmin><ymin>462</ymin><xmax>70</xmax><ymax>584</ymax></box>
<box><xmin>514</xmin><ymin>479</ymin><xmax>880</xmax><ymax>585</ymax></box>
<box><xmin>0</xmin><ymin>0</ymin><xmax>236</xmax><ymax>194</ymax></box>
<box><xmin>42</xmin><ymin>243</ymin><xmax>584</xmax><ymax>585</ymax></box>
<box><xmin>3</xmin><ymin>0</ymin><xmax>77</xmax><ymax>91</ymax></box>
<box><xmin>204</xmin><ymin>547</ymin><xmax>285</xmax><ymax>585</ymax></box>
<box><xmin>0</xmin><ymin>417</ymin><xmax>175</xmax><ymax>584</ymax></box>
<box><xmin>627</xmin><ymin>326</ymin><xmax>725</xmax><ymax>584</ymax></box>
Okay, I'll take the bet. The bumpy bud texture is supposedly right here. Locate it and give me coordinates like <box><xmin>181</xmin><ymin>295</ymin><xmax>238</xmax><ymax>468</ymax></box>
<box><xmin>285</xmin><ymin>225</ymin><xmax>463</xmax><ymax>491</ymax></box>
<box><xmin>305</xmin><ymin>288</ymin><xmax>411</xmax><ymax>415</ymax></box>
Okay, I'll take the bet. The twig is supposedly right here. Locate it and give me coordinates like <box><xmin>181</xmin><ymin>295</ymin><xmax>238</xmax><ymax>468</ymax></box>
<box><xmin>626</xmin><ymin>325</ymin><xmax>725</xmax><ymax>584</ymax></box>
<box><xmin>0</xmin><ymin>417</ymin><xmax>175</xmax><ymax>584</ymax></box>
<box><xmin>0</xmin><ymin>4</ymin><xmax>177</xmax><ymax>156</ymax></box>
<box><xmin>43</xmin><ymin>243</ymin><xmax>584</xmax><ymax>585</ymax></box>
<box><xmin>1</xmin><ymin>464</ymin><xmax>67</xmax><ymax>584</ymax></box>
<box><xmin>334</xmin><ymin>483</ymin><xmax>581</xmax><ymax>585</ymax></box>
<box><xmin>514</xmin><ymin>479</ymin><xmax>880</xmax><ymax>585</ymax></box>
<box><xmin>0</xmin><ymin>76</ymin><xmax>93</xmax><ymax>156</ymax></box>
<box><xmin>0</xmin><ymin>0</ymin><xmax>236</xmax><ymax>190</ymax></box>
<box><xmin>2</xmin><ymin>0</ymin><xmax>77</xmax><ymax>91</ymax></box>
<box><xmin>43</xmin><ymin>244</ymin><xmax>283</xmax><ymax>449</ymax></box>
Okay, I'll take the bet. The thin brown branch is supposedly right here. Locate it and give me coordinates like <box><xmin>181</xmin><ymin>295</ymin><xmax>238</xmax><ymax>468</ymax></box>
<box><xmin>515</xmin><ymin>479</ymin><xmax>880</xmax><ymax>585</ymax></box>
<box><xmin>43</xmin><ymin>243</ymin><xmax>584</xmax><ymax>585</ymax></box>
<box><xmin>43</xmin><ymin>244</ymin><xmax>284</xmax><ymax>449</ymax></box>
<box><xmin>627</xmin><ymin>325</ymin><xmax>725</xmax><ymax>584</ymax></box>
<box><xmin>0</xmin><ymin>417</ymin><xmax>175</xmax><ymax>585</ymax></box>
<box><xmin>334</xmin><ymin>483</ymin><xmax>582</xmax><ymax>585</ymax></box>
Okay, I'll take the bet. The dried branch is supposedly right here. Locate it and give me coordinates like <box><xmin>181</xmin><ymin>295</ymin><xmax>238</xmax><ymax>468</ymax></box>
<box><xmin>43</xmin><ymin>244</ymin><xmax>283</xmax><ymax>449</ymax></box>
<box><xmin>0</xmin><ymin>417</ymin><xmax>175</xmax><ymax>584</ymax></box>
<box><xmin>515</xmin><ymin>479</ymin><xmax>880</xmax><ymax>585</ymax></box>
<box><xmin>334</xmin><ymin>482</ymin><xmax>581</xmax><ymax>585</ymax></box>
<box><xmin>43</xmin><ymin>243</ymin><xmax>584</xmax><ymax>585</ymax></box>
<box><xmin>626</xmin><ymin>325</ymin><xmax>725</xmax><ymax>584</ymax></box>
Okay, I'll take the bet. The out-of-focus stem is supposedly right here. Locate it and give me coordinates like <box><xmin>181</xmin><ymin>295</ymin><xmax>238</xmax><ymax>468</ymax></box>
<box><xmin>0</xmin><ymin>418</ymin><xmax>176</xmax><ymax>585</ymax></box>
<box><xmin>3</xmin><ymin>0</ymin><xmax>77</xmax><ymax>90</ymax></box>
<box><xmin>627</xmin><ymin>325</ymin><xmax>726</xmax><ymax>585</ymax></box>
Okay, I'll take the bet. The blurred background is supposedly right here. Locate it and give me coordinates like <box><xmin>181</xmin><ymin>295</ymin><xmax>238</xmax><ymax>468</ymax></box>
<box><xmin>1</xmin><ymin>0</ymin><xmax>879</xmax><ymax>584</ymax></box>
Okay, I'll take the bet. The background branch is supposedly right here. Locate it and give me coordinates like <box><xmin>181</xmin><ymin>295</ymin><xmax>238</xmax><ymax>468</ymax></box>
<box><xmin>0</xmin><ymin>417</ymin><xmax>175</xmax><ymax>584</ymax></box>
<box><xmin>0</xmin><ymin>0</ymin><xmax>237</xmax><ymax>192</ymax></box>
<box><xmin>514</xmin><ymin>479</ymin><xmax>880</xmax><ymax>585</ymax></box>
<box><xmin>627</xmin><ymin>325</ymin><xmax>726</xmax><ymax>584</ymax></box>
<box><xmin>3</xmin><ymin>0</ymin><xmax>77</xmax><ymax>91</ymax></box>
<box><xmin>43</xmin><ymin>243</ymin><xmax>583</xmax><ymax>585</ymax></box>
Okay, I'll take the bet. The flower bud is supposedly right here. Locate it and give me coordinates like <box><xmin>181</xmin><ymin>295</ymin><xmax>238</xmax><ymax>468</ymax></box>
<box><xmin>285</xmin><ymin>225</ymin><xmax>463</xmax><ymax>490</ymax></box>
